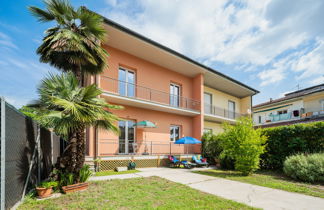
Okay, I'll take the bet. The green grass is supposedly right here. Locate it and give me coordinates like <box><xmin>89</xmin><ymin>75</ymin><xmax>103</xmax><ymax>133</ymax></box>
<box><xmin>95</xmin><ymin>169</ymin><xmax>140</xmax><ymax>176</ymax></box>
<box><xmin>194</xmin><ymin>169</ymin><xmax>324</xmax><ymax>198</ymax></box>
<box><xmin>19</xmin><ymin>176</ymin><xmax>257</xmax><ymax>210</ymax></box>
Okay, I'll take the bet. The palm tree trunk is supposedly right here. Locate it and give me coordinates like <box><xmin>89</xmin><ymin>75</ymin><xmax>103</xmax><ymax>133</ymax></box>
<box><xmin>58</xmin><ymin>132</ymin><xmax>78</xmax><ymax>174</ymax></box>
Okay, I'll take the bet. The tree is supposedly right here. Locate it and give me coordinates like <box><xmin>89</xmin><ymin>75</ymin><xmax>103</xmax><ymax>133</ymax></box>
<box><xmin>28</xmin><ymin>0</ymin><xmax>108</xmax><ymax>82</ymax></box>
<box><xmin>220</xmin><ymin>117</ymin><xmax>267</xmax><ymax>175</ymax></box>
<box><xmin>30</xmin><ymin>72</ymin><xmax>120</xmax><ymax>177</ymax></box>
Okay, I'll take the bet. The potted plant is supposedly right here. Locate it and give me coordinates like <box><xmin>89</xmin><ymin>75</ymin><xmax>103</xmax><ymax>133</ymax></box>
<box><xmin>61</xmin><ymin>165</ymin><xmax>92</xmax><ymax>194</ymax></box>
<box><xmin>36</xmin><ymin>181</ymin><xmax>58</xmax><ymax>198</ymax></box>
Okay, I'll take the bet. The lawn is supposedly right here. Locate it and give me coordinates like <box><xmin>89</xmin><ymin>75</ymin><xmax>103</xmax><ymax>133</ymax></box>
<box><xmin>194</xmin><ymin>169</ymin><xmax>324</xmax><ymax>198</ymax></box>
<box><xmin>95</xmin><ymin>169</ymin><xmax>140</xmax><ymax>176</ymax></box>
<box><xmin>19</xmin><ymin>176</ymin><xmax>257</xmax><ymax>210</ymax></box>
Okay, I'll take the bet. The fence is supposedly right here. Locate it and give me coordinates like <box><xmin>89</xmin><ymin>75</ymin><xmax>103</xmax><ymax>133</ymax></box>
<box><xmin>98</xmin><ymin>155</ymin><xmax>194</xmax><ymax>171</ymax></box>
<box><xmin>101</xmin><ymin>76</ymin><xmax>201</xmax><ymax>111</ymax></box>
<box><xmin>204</xmin><ymin>103</ymin><xmax>245</xmax><ymax>120</ymax></box>
<box><xmin>0</xmin><ymin>98</ymin><xmax>60</xmax><ymax>210</ymax></box>
<box><xmin>98</xmin><ymin>139</ymin><xmax>201</xmax><ymax>156</ymax></box>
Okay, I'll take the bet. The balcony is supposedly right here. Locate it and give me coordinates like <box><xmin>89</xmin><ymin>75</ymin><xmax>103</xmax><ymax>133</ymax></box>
<box><xmin>204</xmin><ymin>103</ymin><xmax>246</xmax><ymax>122</ymax></box>
<box><xmin>100</xmin><ymin>76</ymin><xmax>201</xmax><ymax>116</ymax></box>
<box><xmin>259</xmin><ymin>109</ymin><xmax>324</xmax><ymax>125</ymax></box>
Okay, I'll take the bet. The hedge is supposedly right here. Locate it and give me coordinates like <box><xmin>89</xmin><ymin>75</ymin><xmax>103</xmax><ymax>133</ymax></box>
<box><xmin>260</xmin><ymin>122</ymin><xmax>324</xmax><ymax>170</ymax></box>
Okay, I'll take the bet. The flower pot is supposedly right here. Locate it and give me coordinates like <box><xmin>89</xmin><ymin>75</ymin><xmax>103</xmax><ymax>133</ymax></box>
<box><xmin>62</xmin><ymin>182</ymin><xmax>89</xmax><ymax>194</ymax></box>
<box><xmin>36</xmin><ymin>187</ymin><xmax>53</xmax><ymax>198</ymax></box>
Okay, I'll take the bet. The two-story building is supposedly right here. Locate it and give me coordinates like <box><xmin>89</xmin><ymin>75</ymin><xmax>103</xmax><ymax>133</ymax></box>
<box><xmin>85</xmin><ymin>17</ymin><xmax>258</xmax><ymax>169</ymax></box>
<box><xmin>253</xmin><ymin>84</ymin><xmax>324</xmax><ymax>128</ymax></box>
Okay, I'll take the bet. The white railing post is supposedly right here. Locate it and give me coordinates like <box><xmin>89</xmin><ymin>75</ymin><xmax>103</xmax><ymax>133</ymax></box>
<box><xmin>1</xmin><ymin>97</ymin><xmax>6</xmax><ymax>210</ymax></box>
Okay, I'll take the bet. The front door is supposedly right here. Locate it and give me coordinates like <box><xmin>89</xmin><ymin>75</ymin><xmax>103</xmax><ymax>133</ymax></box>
<box><xmin>118</xmin><ymin>120</ymin><xmax>135</xmax><ymax>154</ymax></box>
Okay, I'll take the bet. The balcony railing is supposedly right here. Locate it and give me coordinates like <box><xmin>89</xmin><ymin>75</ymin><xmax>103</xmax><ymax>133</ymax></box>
<box><xmin>98</xmin><ymin>139</ymin><xmax>200</xmax><ymax>156</ymax></box>
<box><xmin>204</xmin><ymin>103</ymin><xmax>245</xmax><ymax>120</ymax></box>
<box><xmin>101</xmin><ymin>76</ymin><xmax>201</xmax><ymax>111</ymax></box>
<box><xmin>263</xmin><ymin>109</ymin><xmax>324</xmax><ymax>124</ymax></box>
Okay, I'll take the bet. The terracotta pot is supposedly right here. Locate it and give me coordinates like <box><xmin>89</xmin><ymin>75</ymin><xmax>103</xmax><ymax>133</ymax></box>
<box><xmin>36</xmin><ymin>187</ymin><xmax>53</xmax><ymax>198</ymax></box>
<box><xmin>62</xmin><ymin>182</ymin><xmax>89</xmax><ymax>194</ymax></box>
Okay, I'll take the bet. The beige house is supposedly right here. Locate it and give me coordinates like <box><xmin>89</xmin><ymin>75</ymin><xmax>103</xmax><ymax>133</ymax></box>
<box><xmin>253</xmin><ymin>84</ymin><xmax>324</xmax><ymax>128</ymax></box>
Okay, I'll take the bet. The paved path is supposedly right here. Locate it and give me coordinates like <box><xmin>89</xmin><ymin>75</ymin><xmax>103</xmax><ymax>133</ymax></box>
<box><xmin>90</xmin><ymin>167</ymin><xmax>324</xmax><ymax>210</ymax></box>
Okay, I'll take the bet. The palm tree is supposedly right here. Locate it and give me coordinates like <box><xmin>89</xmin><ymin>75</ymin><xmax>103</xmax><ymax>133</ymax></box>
<box><xmin>29</xmin><ymin>0</ymin><xmax>108</xmax><ymax>82</ymax></box>
<box><xmin>31</xmin><ymin>72</ymin><xmax>120</xmax><ymax>176</ymax></box>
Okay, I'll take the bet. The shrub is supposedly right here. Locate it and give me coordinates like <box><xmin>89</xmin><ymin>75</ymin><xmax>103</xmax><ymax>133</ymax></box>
<box><xmin>220</xmin><ymin>117</ymin><xmax>267</xmax><ymax>175</ymax></box>
<box><xmin>201</xmin><ymin>132</ymin><xmax>234</xmax><ymax>169</ymax></box>
<box><xmin>79</xmin><ymin>165</ymin><xmax>92</xmax><ymax>183</ymax></box>
<box><xmin>261</xmin><ymin>122</ymin><xmax>324</xmax><ymax>170</ymax></box>
<box><xmin>283</xmin><ymin>153</ymin><xmax>324</xmax><ymax>183</ymax></box>
<box><xmin>202</xmin><ymin>132</ymin><xmax>223</xmax><ymax>162</ymax></box>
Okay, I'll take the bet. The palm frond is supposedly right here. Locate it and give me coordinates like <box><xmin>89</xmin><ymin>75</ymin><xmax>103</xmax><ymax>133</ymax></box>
<box><xmin>28</xmin><ymin>6</ymin><xmax>55</xmax><ymax>22</ymax></box>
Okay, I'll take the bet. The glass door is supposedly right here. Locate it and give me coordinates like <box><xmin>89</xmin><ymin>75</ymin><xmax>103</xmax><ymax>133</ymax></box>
<box><xmin>170</xmin><ymin>83</ymin><xmax>180</xmax><ymax>107</ymax></box>
<box><xmin>118</xmin><ymin>120</ymin><xmax>136</xmax><ymax>154</ymax></box>
<box><xmin>118</xmin><ymin>67</ymin><xmax>135</xmax><ymax>97</ymax></box>
<box><xmin>204</xmin><ymin>93</ymin><xmax>212</xmax><ymax>114</ymax></box>
<box><xmin>228</xmin><ymin>101</ymin><xmax>235</xmax><ymax>119</ymax></box>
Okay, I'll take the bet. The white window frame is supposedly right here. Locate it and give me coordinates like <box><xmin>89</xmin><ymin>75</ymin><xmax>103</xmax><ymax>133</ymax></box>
<box><xmin>170</xmin><ymin>83</ymin><xmax>181</xmax><ymax>107</ymax></box>
<box><xmin>170</xmin><ymin>125</ymin><xmax>181</xmax><ymax>142</ymax></box>
<box><xmin>203</xmin><ymin>128</ymin><xmax>212</xmax><ymax>134</ymax></box>
<box><xmin>118</xmin><ymin>67</ymin><xmax>136</xmax><ymax>97</ymax></box>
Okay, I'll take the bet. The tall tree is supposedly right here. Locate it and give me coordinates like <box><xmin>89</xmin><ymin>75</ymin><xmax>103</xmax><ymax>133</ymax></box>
<box><xmin>29</xmin><ymin>0</ymin><xmax>108</xmax><ymax>82</ymax></box>
<box><xmin>31</xmin><ymin>72</ymin><xmax>120</xmax><ymax>176</ymax></box>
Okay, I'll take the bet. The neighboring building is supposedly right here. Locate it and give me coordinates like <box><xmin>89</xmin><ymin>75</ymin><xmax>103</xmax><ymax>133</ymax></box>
<box><xmin>85</xmin><ymin>16</ymin><xmax>258</xmax><ymax>167</ymax></box>
<box><xmin>253</xmin><ymin>84</ymin><xmax>324</xmax><ymax>128</ymax></box>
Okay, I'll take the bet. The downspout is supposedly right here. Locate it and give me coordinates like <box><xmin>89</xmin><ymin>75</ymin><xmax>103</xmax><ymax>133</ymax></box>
<box><xmin>1</xmin><ymin>97</ymin><xmax>6</xmax><ymax>210</ymax></box>
<box><xmin>95</xmin><ymin>74</ymin><xmax>99</xmax><ymax>159</ymax></box>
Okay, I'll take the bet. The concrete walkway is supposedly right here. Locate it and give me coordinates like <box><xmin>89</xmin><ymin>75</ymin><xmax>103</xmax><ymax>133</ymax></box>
<box><xmin>90</xmin><ymin>167</ymin><xmax>324</xmax><ymax>210</ymax></box>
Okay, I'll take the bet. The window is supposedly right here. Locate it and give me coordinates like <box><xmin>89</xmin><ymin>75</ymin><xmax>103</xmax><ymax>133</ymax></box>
<box><xmin>228</xmin><ymin>101</ymin><xmax>235</xmax><ymax>119</ymax></box>
<box><xmin>203</xmin><ymin>128</ymin><xmax>212</xmax><ymax>134</ymax></box>
<box><xmin>278</xmin><ymin>110</ymin><xmax>287</xmax><ymax>115</ymax></box>
<box><xmin>118</xmin><ymin>120</ymin><xmax>135</xmax><ymax>154</ymax></box>
<box><xmin>170</xmin><ymin>83</ymin><xmax>180</xmax><ymax>107</ymax></box>
<box><xmin>204</xmin><ymin>93</ymin><xmax>212</xmax><ymax>114</ymax></box>
<box><xmin>118</xmin><ymin>67</ymin><xmax>135</xmax><ymax>97</ymax></box>
<box><xmin>258</xmin><ymin>116</ymin><xmax>262</xmax><ymax>124</ymax></box>
<box><xmin>170</xmin><ymin>125</ymin><xmax>180</xmax><ymax>142</ymax></box>
<box><xmin>321</xmin><ymin>100</ymin><xmax>324</xmax><ymax>110</ymax></box>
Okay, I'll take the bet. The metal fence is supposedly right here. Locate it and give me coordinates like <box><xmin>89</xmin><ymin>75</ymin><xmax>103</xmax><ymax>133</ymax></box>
<box><xmin>98</xmin><ymin>139</ymin><xmax>201</xmax><ymax>156</ymax></box>
<box><xmin>0</xmin><ymin>98</ymin><xmax>60</xmax><ymax>210</ymax></box>
<box><xmin>204</xmin><ymin>103</ymin><xmax>245</xmax><ymax>119</ymax></box>
<box><xmin>101</xmin><ymin>76</ymin><xmax>201</xmax><ymax>111</ymax></box>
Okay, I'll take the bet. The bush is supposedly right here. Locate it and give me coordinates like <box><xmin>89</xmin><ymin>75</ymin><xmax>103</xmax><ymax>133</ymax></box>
<box><xmin>261</xmin><ymin>122</ymin><xmax>324</xmax><ymax>170</ymax></box>
<box><xmin>220</xmin><ymin>117</ymin><xmax>267</xmax><ymax>175</ymax></box>
<box><xmin>201</xmin><ymin>132</ymin><xmax>234</xmax><ymax>169</ymax></box>
<box><xmin>202</xmin><ymin>132</ymin><xmax>223</xmax><ymax>163</ymax></box>
<box><xmin>283</xmin><ymin>153</ymin><xmax>324</xmax><ymax>183</ymax></box>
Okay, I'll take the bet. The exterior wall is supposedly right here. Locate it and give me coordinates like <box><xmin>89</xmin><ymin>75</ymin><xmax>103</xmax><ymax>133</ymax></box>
<box><xmin>87</xmin><ymin>45</ymin><xmax>202</xmax><ymax>157</ymax></box>
<box><xmin>204</xmin><ymin>121</ymin><xmax>223</xmax><ymax>134</ymax></box>
<box><xmin>204</xmin><ymin>86</ymin><xmax>241</xmax><ymax>113</ymax></box>
<box><xmin>303</xmin><ymin>92</ymin><xmax>324</xmax><ymax>112</ymax></box>
<box><xmin>100</xmin><ymin>46</ymin><xmax>194</xmax><ymax>100</ymax></box>
<box><xmin>240</xmin><ymin>96</ymin><xmax>252</xmax><ymax>114</ymax></box>
<box><xmin>97</xmin><ymin>105</ymin><xmax>197</xmax><ymax>156</ymax></box>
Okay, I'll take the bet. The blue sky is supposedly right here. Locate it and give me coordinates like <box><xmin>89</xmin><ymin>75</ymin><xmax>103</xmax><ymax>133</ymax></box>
<box><xmin>1</xmin><ymin>0</ymin><xmax>324</xmax><ymax>108</ymax></box>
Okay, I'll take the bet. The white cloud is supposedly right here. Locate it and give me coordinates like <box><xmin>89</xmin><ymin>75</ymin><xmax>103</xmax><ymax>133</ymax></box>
<box><xmin>100</xmin><ymin>0</ymin><xmax>324</xmax><ymax>88</ymax></box>
<box><xmin>0</xmin><ymin>31</ymin><xmax>18</xmax><ymax>50</ymax></box>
